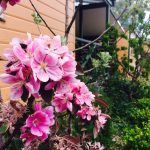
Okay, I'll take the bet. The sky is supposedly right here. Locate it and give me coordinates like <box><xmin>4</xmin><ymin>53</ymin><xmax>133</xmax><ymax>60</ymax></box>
<box><xmin>145</xmin><ymin>11</ymin><xmax>150</xmax><ymax>22</ymax></box>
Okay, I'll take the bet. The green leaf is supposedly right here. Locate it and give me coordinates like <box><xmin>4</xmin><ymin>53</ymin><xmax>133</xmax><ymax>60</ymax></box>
<box><xmin>32</xmin><ymin>12</ymin><xmax>42</xmax><ymax>25</ymax></box>
<box><xmin>61</xmin><ymin>36</ymin><xmax>67</xmax><ymax>45</ymax></box>
<box><xmin>0</xmin><ymin>123</ymin><xmax>9</xmax><ymax>134</ymax></box>
<box><xmin>9</xmin><ymin>139</ymin><xmax>23</xmax><ymax>150</ymax></box>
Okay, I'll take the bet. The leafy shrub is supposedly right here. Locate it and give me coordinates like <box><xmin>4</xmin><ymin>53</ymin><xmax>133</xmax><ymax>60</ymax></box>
<box><xmin>123</xmin><ymin>98</ymin><xmax>150</xmax><ymax>149</ymax></box>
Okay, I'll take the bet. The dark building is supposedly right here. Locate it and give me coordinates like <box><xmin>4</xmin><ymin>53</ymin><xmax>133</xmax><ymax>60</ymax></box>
<box><xmin>75</xmin><ymin>0</ymin><xmax>116</xmax><ymax>40</ymax></box>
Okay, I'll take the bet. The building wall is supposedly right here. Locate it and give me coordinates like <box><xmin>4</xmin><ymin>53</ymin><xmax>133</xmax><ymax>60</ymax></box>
<box><xmin>0</xmin><ymin>0</ymin><xmax>75</xmax><ymax>101</ymax></box>
<box><xmin>76</xmin><ymin>7</ymin><xmax>106</xmax><ymax>37</ymax></box>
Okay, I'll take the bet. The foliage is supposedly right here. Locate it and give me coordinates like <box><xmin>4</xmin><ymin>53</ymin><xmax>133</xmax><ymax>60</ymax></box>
<box><xmin>123</xmin><ymin>98</ymin><xmax>150</xmax><ymax>149</ymax></box>
<box><xmin>32</xmin><ymin>12</ymin><xmax>42</xmax><ymax>25</ymax></box>
<box><xmin>76</xmin><ymin>1</ymin><xmax>150</xmax><ymax>149</ymax></box>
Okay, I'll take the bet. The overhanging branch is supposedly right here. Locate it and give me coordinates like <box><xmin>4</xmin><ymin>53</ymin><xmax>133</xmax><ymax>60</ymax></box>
<box><xmin>65</xmin><ymin>5</ymin><xmax>81</xmax><ymax>36</ymax></box>
<box><xmin>29</xmin><ymin>0</ymin><xmax>56</xmax><ymax>36</ymax></box>
<box><xmin>73</xmin><ymin>6</ymin><xmax>128</xmax><ymax>52</ymax></box>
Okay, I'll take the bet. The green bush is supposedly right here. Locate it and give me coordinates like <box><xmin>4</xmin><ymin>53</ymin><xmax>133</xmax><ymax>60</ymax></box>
<box><xmin>123</xmin><ymin>98</ymin><xmax>150</xmax><ymax>150</ymax></box>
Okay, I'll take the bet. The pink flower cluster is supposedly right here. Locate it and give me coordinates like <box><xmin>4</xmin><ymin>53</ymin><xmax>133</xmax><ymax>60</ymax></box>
<box><xmin>0</xmin><ymin>0</ymin><xmax>20</xmax><ymax>10</ymax></box>
<box><xmin>52</xmin><ymin>79</ymin><xmax>95</xmax><ymax>113</ymax></box>
<box><xmin>77</xmin><ymin>107</ymin><xmax>110</xmax><ymax>138</ymax></box>
<box><xmin>0</xmin><ymin>34</ymin><xmax>76</xmax><ymax>100</ymax></box>
<box><xmin>0</xmin><ymin>34</ymin><xmax>109</xmax><ymax>147</ymax></box>
<box><xmin>21</xmin><ymin>103</ymin><xmax>55</xmax><ymax>146</ymax></box>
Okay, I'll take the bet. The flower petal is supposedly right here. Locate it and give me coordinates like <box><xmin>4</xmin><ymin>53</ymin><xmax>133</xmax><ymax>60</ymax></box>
<box><xmin>67</xmin><ymin>102</ymin><xmax>72</xmax><ymax>112</ymax></box>
<box><xmin>13</xmin><ymin>46</ymin><xmax>26</xmax><ymax>61</ymax></box>
<box><xmin>45</xmin><ymin>81</ymin><xmax>56</xmax><ymax>90</ymax></box>
<box><xmin>47</xmin><ymin>66</ymin><xmax>63</xmax><ymax>81</ymax></box>
<box><xmin>37</xmin><ymin>69</ymin><xmax>49</xmax><ymax>82</ymax></box>
<box><xmin>45</xmin><ymin>53</ymin><xmax>58</xmax><ymax>66</ymax></box>
<box><xmin>34</xmin><ymin>47</ymin><xmax>45</xmax><ymax>63</ymax></box>
<box><xmin>38</xmin><ymin>125</ymin><xmax>50</xmax><ymax>134</ymax></box>
<box><xmin>25</xmin><ymin>76</ymin><xmax>40</xmax><ymax>93</ymax></box>
<box><xmin>0</xmin><ymin>74</ymin><xmax>18</xmax><ymax>84</ymax></box>
<box><xmin>10</xmin><ymin>84</ymin><xmax>23</xmax><ymax>100</ymax></box>
<box><xmin>31</xmin><ymin>126</ymin><xmax>43</xmax><ymax>136</ymax></box>
<box><xmin>34</xmin><ymin>103</ymin><xmax>42</xmax><ymax>111</ymax></box>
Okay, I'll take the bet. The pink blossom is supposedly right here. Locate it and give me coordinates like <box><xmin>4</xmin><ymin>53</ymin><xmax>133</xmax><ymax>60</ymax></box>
<box><xmin>26</xmin><ymin>111</ymin><xmax>50</xmax><ymax>136</ymax></box>
<box><xmin>0</xmin><ymin>66</ymin><xmax>40</xmax><ymax>100</ymax></box>
<box><xmin>35</xmin><ymin>103</ymin><xmax>55</xmax><ymax>125</ymax></box>
<box><xmin>21</xmin><ymin>103</ymin><xmax>55</xmax><ymax>144</ymax></box>
<box><xmin>42</xmin><ymin>105</ymin><xmax>55</xmax><ymax>126</ymax></box>
<box><xmin>77</xmin><ymin>107</ymin><xmax>96</xmax><ymax>121</ymax></box>
<box><xmin>51</xmin><ymin>78</ymin><xmax>77</xmax><ymax>112</ymax></box>
<box><xmin>3</xmin><ymin>48</ymin><xmax>17</xmax><ymax>62</ymax></box>
<box><xmin>31</xmin><ymin>47</ymin><xmax>63</xmax><ymax>82</ymax></box>
<box><xmin>0</xmin><ymin>71</ymin><xmax>23</xmax><ymax>100</ymax></box>
<box><xmin>52</xmin><ymin>79</ymin><xmax>95</xmax><ymax>112</ymax></box>
<box><xmin>93</xmin><ymin>110</ymin><xmax>110</xmax><ymax>138</ymax></box>
<box><xmin>61</xmin><ymin>54</ymin><xmax>77</xmax><ymax>78</ymax></box>
<box><xmin>20</xmin><ymin>132</ymin><xmax>36</xmax><ymax>146</ymax></box>
<box><xmin>9</xmin><ymin>0</ymin><xmax>21</xmax><ymax>6</ymax></box>
<box><xmin>0</xmin><ymin>0</ymin><xmax>20</xmax><ymax>10</ymax></box>
<box><xmin>13</xmin><ymin>42</ymin><xmax>36</xmax><ymax>66</ymax></box>
<box><xmin>52</xmin><ymin>93</ymin><xmax>73</xmax><ymax>112</ymax></box>
<box><xmin>71</xmin><ymin>81</ymin><xmax>95</xmax><ymax>106</ymax></box>
<box><xmin>25</xmin><ymin>76</ymin><xmax>40</xmax><ymax>94</ymax></box>
<box><xmin>50</xmin><ymin>35</ymin><xmax>61</xmax><ymax>50</ymax></box>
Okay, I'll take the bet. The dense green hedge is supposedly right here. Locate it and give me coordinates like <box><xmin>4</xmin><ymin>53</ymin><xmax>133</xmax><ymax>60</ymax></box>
<box><xmin>123</xmin><ymin>98</ymin><xmax>150</xmax><ymax>150</ymax></box>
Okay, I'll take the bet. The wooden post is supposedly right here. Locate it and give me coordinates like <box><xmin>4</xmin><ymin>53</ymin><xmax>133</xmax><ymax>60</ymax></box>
<box><xmin>65</xmin><ymin>0</ymin><xmax>69</xmax><ymax>42</ymax></box>
<box><xmin>79</xmin><ymin>0</ymin><xmax>83</xmax><ymax>38</ymax></box>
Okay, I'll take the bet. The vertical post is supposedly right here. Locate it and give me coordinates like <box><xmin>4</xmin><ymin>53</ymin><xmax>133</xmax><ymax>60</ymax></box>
<box><xmin>106</xmin><ymin>4</ymin><xmax>110</xmax><ymax>28</ymax></box>
<box><xmin>79</xmin><ymin>0</ymin><xmax>83</xmax><ymax>38</ymax></box>
<box><xmin>65</xmin><ymin>0</ymin><xmax>69</xmax><ymax>42</ymax></box>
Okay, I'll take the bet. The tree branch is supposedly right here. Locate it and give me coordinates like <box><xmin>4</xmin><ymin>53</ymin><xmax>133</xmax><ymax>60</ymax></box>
<box><xmin>29</xmin><ymin>0</ymin><xmax>56</xmax><ymax>36</ymax></box>
<box><xmin>65</xmin><ymin>4</ymin><xmax>81</xmax><ymax>36</ymax></box>
<box><xmin>73</xmin><ymin>6</ymin><xmax>128</xmax><ymax>52</ymax></box>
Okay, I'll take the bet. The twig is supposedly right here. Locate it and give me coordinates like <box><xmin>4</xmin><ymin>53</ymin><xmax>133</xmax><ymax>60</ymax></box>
<box><xmin>84</xmin><ymin>68</ymin><xmax>95</xmax><ymax>74</ymax></box>
<box><xmin>117</xmin><ymin>59</ymin><xmax>134</xmax><ymax>78</ymax></box>
<box><xmin>36</xmin><ymin>24</ymin><xmax>41</xmax><ymax>34</ymax></box>
<box><xmin>65</xmin><ymin>4</ymin><xmax>81</xmax><ymax>36</ymax></box>
<box><xmin>29</xmin><ymin>0</ymin><xmax>56</xmax><ymax>36</ymax></box>
<box><xmin>73</xmin><ymin>6</ymin><xmax>128</xmax><ymax>52</ymax></box>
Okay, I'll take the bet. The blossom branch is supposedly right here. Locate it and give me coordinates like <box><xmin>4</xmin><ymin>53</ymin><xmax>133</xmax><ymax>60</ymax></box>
<box><xmin>73</xmin><ymin>6</ymin><xmax>128</xmax><ymax>52</ymax></box>
<box><xmin>29</xmin><ymin>0</ymin><xmax>56</xmax><ymax>36</ymax></box>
